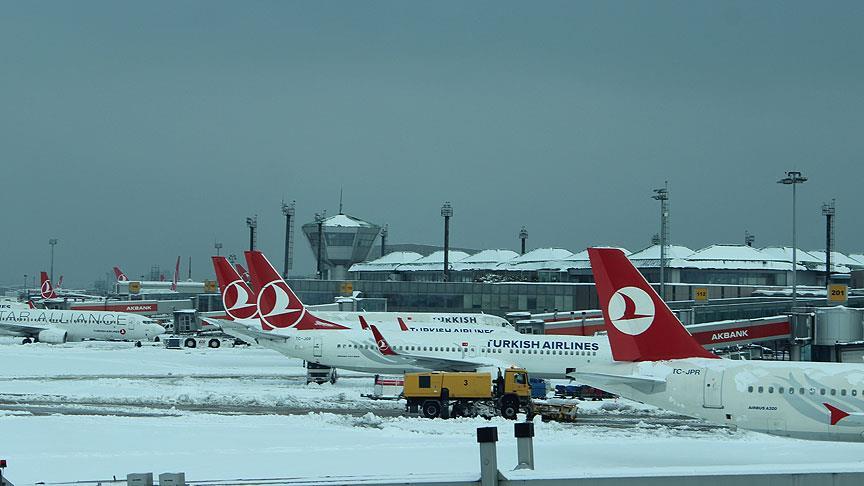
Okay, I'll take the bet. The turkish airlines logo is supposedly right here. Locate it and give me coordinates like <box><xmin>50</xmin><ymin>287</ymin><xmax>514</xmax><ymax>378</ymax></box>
<box><xmin>223</xmin><ymin>280</ymin><xmax>258</xmax><ymax>320</ymax></box>
<box><xmin>607</xmin><ymin>286</ymin><xmax>655</xmax><ymax>335</ymax></box>
<box><xmin>41</xmin><ymin>281</ymin><xmax>54</xmax><ymax>298</ymax></box>
<box><xmin>377</xmin><ymin>339</ymin><xmax>390</xmax><ymax>352</ymax></box>
<box><xmin>118</xmin><ymin>273</ymin><xmax>128</xmax><ymax>281</ymax></box>
<box><xmin>257</xmin><ymin>280</ymin><xmax>304</xmax><ymax>329</ymax></box>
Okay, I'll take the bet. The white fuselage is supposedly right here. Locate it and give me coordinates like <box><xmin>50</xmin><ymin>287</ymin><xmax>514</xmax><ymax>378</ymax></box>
<box><xmin>580</xmin><ymin>358</ymin><xmax>864</xmax><ymax>442</ymax></box>
<box><xmin>0</xmin><ymin>307</ymin><xmax>164</xmax><ymax>342</ymax></box>
<box><xmin>234</xmin><ymin>323</ymin><xmax>610</xmax><ymax>379</ymax></box>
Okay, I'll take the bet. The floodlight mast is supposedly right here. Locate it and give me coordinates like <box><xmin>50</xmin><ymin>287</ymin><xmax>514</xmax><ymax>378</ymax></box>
<box><xmin>778</xmin><ymin>171</ymin><xmax>807</xmax><ymax>310</ymax></box>
<box><xmin>651</xmin><ymin>183</ymin><xmax>669</xmax><ymax>301</ymax></box>
<box><xmin>441</xmin><ymin>202</ymin><xmax>453</xmax><ymax>282</ymax></box>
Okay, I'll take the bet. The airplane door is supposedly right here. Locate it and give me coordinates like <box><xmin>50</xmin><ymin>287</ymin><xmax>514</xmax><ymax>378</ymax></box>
<box><xmin>313</xmin><ymin>337</ymin><xmax>323</xmax><ymax>358</ymax></box>
<box><xmin>703</xmin><ymin>368</ymin><xmax>724</xmax><ymax>409</ymax></box>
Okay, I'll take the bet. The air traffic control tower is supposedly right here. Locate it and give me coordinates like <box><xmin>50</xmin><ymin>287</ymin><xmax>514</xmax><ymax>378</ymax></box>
<box><xmin>302</xmin><ymin>213</ymin><xmax>380</xmax><ymax>280</ymax></box>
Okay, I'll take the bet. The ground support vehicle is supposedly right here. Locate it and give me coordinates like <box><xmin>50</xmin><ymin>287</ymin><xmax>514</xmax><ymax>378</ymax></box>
<box><xmin>163</xmin><ymin>334</ymin><xmax>235</xmax><ymax>349</ymax></box>
<box><xmin>534</xmin><ymin>402</ymin><xmax>578</xmax><ymax>422</ymax></box>
<box><xmin>403</xmin><ymin>368</ymin><xmax>533</xmax><ymax>420</ymax></box>
<box><xmin>361</xmin><ymin>375</ymin><xmax>405</xmax><ymax>400</ymax></box>
<box><xmin>306</xmin><ymin>362</ymin><xmax>337</xmax><ymax>384</ymax></box>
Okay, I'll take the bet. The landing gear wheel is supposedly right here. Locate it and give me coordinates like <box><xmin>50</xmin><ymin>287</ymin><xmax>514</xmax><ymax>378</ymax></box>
<box><xmin>208</xmin><ymin>338</ymin><xmax>220</xmax><ymax>348</ymax></box>
<box><xmin>22</xmin><ymin>337</ymin><xmax>33</xmax><ymax>344</ymax></box>
<box><xmin>184</xmin><ymin>337</ymin><xmax>197</xmax><ymax>348</ymax></box>
<box><xmin>154</xmin><ymin>336</ymin><xmax>160</xmax><ymax>343</ymax></box>
<box><xmin>422</xmin><ymin>400</ymin><xmax>442</xmax><ymax>419</ymax></box>
<box><xmin>135</xmin><ymin>341</ymin><xmax>142</xmax><ymax>348</ymax></box>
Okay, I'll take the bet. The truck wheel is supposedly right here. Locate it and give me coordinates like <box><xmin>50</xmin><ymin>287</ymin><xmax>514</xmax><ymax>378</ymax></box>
<box><xmin>501</xmin><ymin>397</ymin><xmax>519</xmax><ymax>420</ymax></box>
<box><xmin>208</xmin><ymin>338</ymin><xmax>221</xmax><ymax>348</ymax></box>
<box><xmin>184</xmin><ymin>338</ymin><xmax>197</xmax><ymax>348</ymax></box>
<box><xmin>422</xmin><ymin>400</ymin><xmax>441</xmax><ymax>419</ymax></box>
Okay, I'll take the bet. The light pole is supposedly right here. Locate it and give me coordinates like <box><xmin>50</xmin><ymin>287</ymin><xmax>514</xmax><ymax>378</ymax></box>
<box><xmin>778</xmin><ymin>171</ymin><xmax>807</xmax><ymax>309</ymax></box>
<box><xmin>441</xmin><ymin>202</ymin><xmax>453</xmax><ymax>282</ymax></box>
<box><xmin>246</xmin><ymin>215</ymin><xmax>258</xmax><ymax>251</ymax></box>
<box><xmin>519</xmin><ymin>226</ymin><xmax>528</xmax><ymax>255</ymax></box>
<box><xmin>48</xmin><ymin>238</ymin><xmax>58</xmax><ymax>283</ymax></box>
<box><xmin>822</xmin><ymin>199</ymin><xmax>835</xmax><ymax>286</ymax></box>
<box><xmin>214</xmin><ymin>241</ymin><xmax>222</xmax><ymax>256</ymax></box>
<box><xmin>651</xmin><ymin>183</ymin><xmax>669</xmax><ymax>301</ymax></box>
<box><xmin>314</xmin><ymin>212</ymin><xmax>326</xmax><ymax>280</ymax></box>
<box><xmin>281</xmin><ymin>200</ymin><xmax>295</xmax><ymax>278</ymax></box>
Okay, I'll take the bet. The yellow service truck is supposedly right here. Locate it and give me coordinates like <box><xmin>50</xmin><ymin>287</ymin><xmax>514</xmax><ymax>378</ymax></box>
<box><xmin>403</xmin><ymin>368</ymin><xmax>533</xmax><ymax>420</ymax></box>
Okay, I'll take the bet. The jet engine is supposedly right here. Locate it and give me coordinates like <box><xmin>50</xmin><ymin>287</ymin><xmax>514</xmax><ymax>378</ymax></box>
<box><xmin>37</xmin><ymin>328</ymin><xmax>68</xmax><ymax>344</ymax></box>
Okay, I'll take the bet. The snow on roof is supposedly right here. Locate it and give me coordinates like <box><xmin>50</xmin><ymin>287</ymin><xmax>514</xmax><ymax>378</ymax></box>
<box><xmin>509</xmin><ymin>248</ymin><xmax>574</xmax><ymax>263</ymax></box>
<box><xmin>677</xmin><ymin>245</ymin><xmax>803</xmax><ymax>271</ymax></box>
<box><xmin>628</xmin><ymin>245</ymin><xmax>694</xmax><ymax>260</ymax></box>
<box><xmin>850</xmin><ymin>254</ymin><xmax>864</xmax><ymax>265</ymax></box>
<box><xmin>807</xmin><ymin>250</ymin><xmax>864</xmax><ymax>268</ymax></box>
<box><xmin>758</xmin><ymin>247</ymin><xmax>822</xmax><ymax>264</ymax></box>
<box><xmin>396</xmin><ymin>250</ymin><xmax>470</xmax><ymax>272</ymax></box>
<box><xmin>348</xmin><ymin>251</ymin><xmax>423</xmax><ymax>272</ymax></box>
<box><xmin>452</xmin><ymin>249</ymin><xmax>519</xmax><ymax>271</ymax></box>
<box><xmin>322</xmin><ymin>213</ymin><xmax>378</xmax><ymax>228</ymax></box>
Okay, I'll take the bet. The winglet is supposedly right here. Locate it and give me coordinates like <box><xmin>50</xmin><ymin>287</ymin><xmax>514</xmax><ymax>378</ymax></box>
<box><xmin>113</xmin><ymin>267</ymin><xmax>129</xmax><ymax>282</ymax></box>
<box><xmin>824</xmin><ymin>403</ymin><xmax>850</xmax><ymax>425</ymax></box>
<box><xmin>359</xmin><ymin>315</ymin><xmax>370</xmax><ymax>330</ymax></box>
<box><xmin>370</xmin><ymin>324</ymin><xmax>397</xmax><ymax>356</ymax></box>
<box><xmin>398</xmin><ymin>317</ymin><xmax>409</xmax><ymax>331</ymax></box>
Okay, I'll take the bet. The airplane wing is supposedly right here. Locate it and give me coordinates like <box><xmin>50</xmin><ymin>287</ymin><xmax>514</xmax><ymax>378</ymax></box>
<box><xmin>566</xmin><ymin>371</ymin><xmax>666</xmax><ymax>393</ymax></box>
<box><xmin>202</xmin><ymin>318</ymin><xmax>290</xmax><ymax>345</ymax></box>
<box><xmin>0</xmin><ymin>321</ymin><xmax>47</xmax><ymax>337</ymax></box>
<box><xmin>368</xmin><ymin>324</ymin><xmax>513</xmax><ymax>372</ymax></box>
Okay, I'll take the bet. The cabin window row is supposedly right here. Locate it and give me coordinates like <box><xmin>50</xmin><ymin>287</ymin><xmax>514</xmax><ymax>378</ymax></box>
<box><xmin>335</xmin><ymin>343</ymin><xmax>597</xmax><ymax>356</ymax></box>
<box><xmin>746</xmin><ymin>385</ymin><xmax>860</xmax><ymax>397</ymax></box>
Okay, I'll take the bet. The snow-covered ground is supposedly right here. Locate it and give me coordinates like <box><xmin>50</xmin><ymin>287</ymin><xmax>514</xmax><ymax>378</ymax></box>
<box><xmin>2</xmin><ymin>339</ymin><xmax>864</xmax><ymax>484</ymax></box>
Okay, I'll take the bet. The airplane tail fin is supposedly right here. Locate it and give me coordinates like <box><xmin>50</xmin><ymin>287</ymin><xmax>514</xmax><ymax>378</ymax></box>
<box><xmin>212</xmin><ymin>256</ymin><xmax>259</xmax><ymax>321</ymax></box>
<box><xmin>398</xmin><ymin>317</ymin><xmax>409</xmax><ymax>331</ymax></box>
<box><xmin>359</xmin><ymin>315</ymin><xmax>370</xmax><ymax>330</ymax></box>
<box><xmin>588</xmin><ymin>247</ymin><xmax>716</xmax><ymax>361</ymax></box>
<box><xmin>171</xmin><ymin>256</ymin><xmax>180</xmax><ymax>291</ymax></box>
<box><xmin>113</xmin><ymin>267</ymin><xmax>129</xmax><ymax>282</ymax></box>
<box><xmin>235</xmin><ymin>264</ymin><xmax>251</xmax><ymax>284</ymax></box>
<box><xmin>370</xmin><ymin>324</ymin><xmax>398</xmax><ymax>356</ymax></box>
<box><xmin>40</xmin><ymin>272</ymin><xmax>57</xmax><ymax>299</ymax></box>
<box><xmin>245</xmin><ymin>251</ymin><xmax>348</xmax><ymax>331</ymax></box>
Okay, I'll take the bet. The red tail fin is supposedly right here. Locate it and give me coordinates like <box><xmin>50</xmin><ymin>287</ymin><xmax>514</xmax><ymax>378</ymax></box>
<box><xmin>398</xmin><ymin>317</ymin><xmax>409</xmax><ymax>331</ymax></box>
<box><xmin>113</xmin><ymin>267</ymin><xmax>128</xmax><ymax>282</ymax></box>
<box><xmin>824</xmin><ymin>403</ymin><xmax>850</xmax><ymax>425</ymax></box>
<box><xmin>588</xmin><ymin>248</ymin><xmax>716</xmax><ymax>361</ymax></box>
<box><xmin>370</xmin><ymin>325</ymin><xmax>397</xmax><ymax>356</ymax></box>
<box><xmin>245</xmin><ymin>251</ymin><xmax>348</xmax><ymax>331</ymax></box>
<box><xmin>359</xmin><ymin>315</ymin><xmax>370</xmax><ymax>330</ymax></box>
<box><xmin>171</xmin><ymin>256</ymin><xmax>180</xmax><ymax>291</ymax></box>
<box><xmin>40</xmin><ymin>272</ymin><xmax>57</xmax><ymax>299</ymax></box>
<box><xmin>27</xmin><ymin>300</ymin><xmax>35</xmax><ymax>309</ymax></box>
<box><xmin>212</xmin><ymin>256</ymin><xmax>258</xmax><ymax>321</ymax></box>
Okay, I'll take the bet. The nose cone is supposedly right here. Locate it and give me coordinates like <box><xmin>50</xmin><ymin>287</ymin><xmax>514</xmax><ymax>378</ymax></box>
<box><xmin>149</xmin><ymin>324</ymin><xmax>166</xmax><ymax>336</ymax></box>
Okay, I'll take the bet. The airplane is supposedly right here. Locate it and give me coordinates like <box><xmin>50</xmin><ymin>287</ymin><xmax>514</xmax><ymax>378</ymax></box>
<box><xmin>567</xmin><ymin>247</ymin><xmax>864</xmax><ymax>442</ymax></box>
<box><xmin>113</xmin><ymin>260</ymin><xmax>206</xmax><ymax>294</ymax></box>
<box><xmin>0</xmin><ymin>302</ymin><xmax>165</xmax><ymax>345</ymax></box>
<box><xmin>211</xmin><ymin>251</ymin><xmax>610</xmax><ymax>379</ymax></box>
<box><xmin>38</xmin><ymin>272</ymin><xmax>101</xmax><ymax>301</ymax></box>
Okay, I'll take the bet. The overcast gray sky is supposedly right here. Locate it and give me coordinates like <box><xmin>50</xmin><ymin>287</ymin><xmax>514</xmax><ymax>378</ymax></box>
<box><xmin>2</xmin><ymin>1</ymin><xmax>862</xmax><ymax>287</ymax></box>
